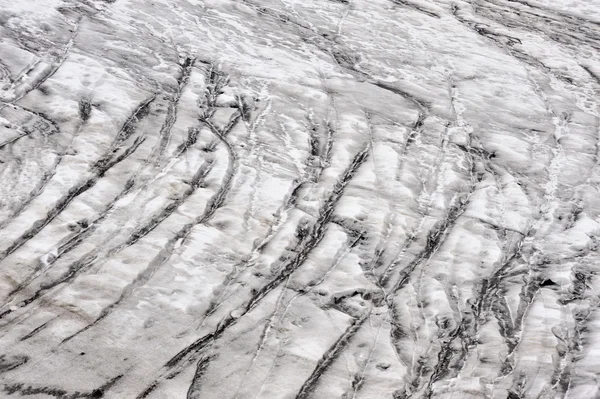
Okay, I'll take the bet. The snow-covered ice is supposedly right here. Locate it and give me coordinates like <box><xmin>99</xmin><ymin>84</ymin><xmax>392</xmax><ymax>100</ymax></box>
<box><xmin>0</xmin><ymin>0</ymin><xmax>600</xmax><ymax>398</ymax></box>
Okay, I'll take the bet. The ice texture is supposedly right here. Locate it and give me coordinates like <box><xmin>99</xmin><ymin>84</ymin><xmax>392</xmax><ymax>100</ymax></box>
<box><xmin>0</xmin><ymin>0</ymin><xmax>600</xmax><ymax>398</ymax></box>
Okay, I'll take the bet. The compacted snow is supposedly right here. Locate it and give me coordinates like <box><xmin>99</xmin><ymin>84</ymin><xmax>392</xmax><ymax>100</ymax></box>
<box><xmin>0</xmin><ymin>0</ymin><xmax>600</xmax><ymax>398</ymax></box>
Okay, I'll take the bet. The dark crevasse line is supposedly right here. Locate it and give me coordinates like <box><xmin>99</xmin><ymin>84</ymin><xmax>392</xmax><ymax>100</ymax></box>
<box><xmin>582</xmin><ymin>65</ymin><xmax>600</xmax><ymax>85</ymax></box>
<box><xmin>366</xmin><ymin>112</ymin><xmax>428</xmax><ymax>279</ymax></box>
<box><xmin>0</xmin><ymin>98</ymin><xmax>92</xmax><ymax>230</ymax></box>
<box><xmin>0</xmin><ymin>354</ymin><xmax>29</xmax><ymax>373</ymax></box>
<box><xmin>0</xmin><ymin>121</ymin><xmax>172</xmax><ymax>321</ymax></box>
<box><xmin>59</xmin><ymin>156</ymin><xmax>215</xmax><ymax>344</ymax></box>
<box><xmin>420</xmin><ymin>317</ymin><xmax>470</xmax><ymax>399</ymax></box>
<box><xmin>196</xmin><ymin>97</ymin><xmax>325</xmax><ymax>320</ymax></box>
<box><xmin>451</xmin><ymin>2</ymin><xmax>581</xmax><ymax>85</ymax></box>
<box><xmin>377</xmin><ymin>166</ymin><xmax>470</xmax><ymax>392</ymax></box>
<box><xmin>19</xmin><ymin>317</ymin><xmax>57</xmax><ymax>341</ymax></box>
<box><xmin>408</xmin><ymin>121</ymin><xmax>561</xmax><ymax>396</ymax></box>
<box><xmin>544</xmin><ymin>266</ymin><xmax>599</xmax><ymax>397</ymax></box>
<box><xmin>186</xmin><ymin>355</ymin><xmax>217</xmax><ymax>399</ymax></box>
<box><xmin>473</xmin><ymin>0</ymin><xmax>600</xmax><ymax>51</ymax></box>
<box><xmin>0</xmin><ymin>95</ymin><xmax>155</xmax><ymax>263</ymax></box>
<box><xmin>234</xmin><ymin>236</ymin><xmax>366</xmax><ymax>398</ymax></box>
<box><xmin>0</xmin><ymin>103</ymin><xmax>60</xmax><ymax>151</ymax></box>
<box><xmin>135</xmin><ymin>157</ymin><xmax>238</xmax><ymax>397</ymax></box>
<box><xmin>0</xmin><ymin>136</ymin><xmax>147</xmax><ymax>318</ymax></box>
<box><xmin>56</xmin><ymin>66</ymin><xmax>237</xmax><ymax>339</ymax></box>
<box><xmin>390</xmin><ymin>0</ymin><xmax>440</xmax><ymax>18</ymax></box>
<box><xmin>2</xmin><ymin>177</ymin><xmax>137</xmax><ymax>308</ymax></box>
<box><xmin>235</xmin><ymin>146</ymin><xmax>369</xmax><ymax>322</ymax></box>
<box><xmin>7</xmin><ymin>19</ymin><xmax>81</xmax><ymax>105</ymax></box>
<box><xmin>3</xmin><ymin>374</ymin><xmax>122</xmax><ymax>399</ymax></box>
<box><xmin>0</xmin><ymin>131</ymin><xmax>148</xmax><ymax>266</ymax></box>
<box><xmin>386</xmin><ymin>195</ymin><xmax>474</xmax><ymax>397</ymax></box>
<box><xmin>485</xmin><ymin>0</ymin><xmax>600</xmax><ymax>28</ymax></box>
<box><xmin>388</xmin><ymin>137</ymin><xmax>483</xmax><ymax>397</ymax></box>
<box><xmin>135</xmin><ymin>145</ymin><xmax>370</xmax><ymax>398</ymax></box>
<box><xmin>0</xmin><ymin>128</ymin><xmax>212</xmax><ymax>323</ymax></box>
<box><xmin>119</xmin><ymin>157</ymin><xmax>214</xmax><ymax>250</ymax></box>
<box><xmin>241</xmin><ymin>0</ymin><xmax>314</xmax><ymax>32</ymax></box>
<box><xmin>254</xmin><ymin>9</ymin><xmax>434</xmax><ymax>120</ymax></box>
<box><xmin>92</xmin><ymin>96</ymin><xmax>155</xmax><ymax>170</ymax></box>
<box><xmin>2</xmin><ymin>126</ymin><xmax>211</xmax><ymax>345</ymax></box>
<box><xmin>295</xmin><ymin>312</ymin><xmax>370</xmax><ymax>399</ymax></box>
<box><xmin>378</xmin><ymin>123</ymin><xmax>457</xmax><ymax>288</ymax></box>
<box><xmin>200</xmin><ymin>178</ymin><xmax>306</xmax><ymax>323</ymax></box>
<box><xmin>149</xmin><ymin>57</ymin><xmax>195</xmax><ymax>166</ymax></box>
<box><xmin>472</xmin><ymin>233</ymin><xmax>527</xmax><ymax>335</ymax></box>
<box><xmin>53</xmin><ymin>75</ymin><xmax>242</xmax><ymax>344</ymax></box>
<box><xmin>3</xmin><ymin>70</ymin><xmax>204</xmax><ymax>308</ymax></box>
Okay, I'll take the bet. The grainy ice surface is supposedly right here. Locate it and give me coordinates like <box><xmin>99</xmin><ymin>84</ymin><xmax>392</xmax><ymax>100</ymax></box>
<box><xmin>0</xmin><ymin>0</ymin><xmax>599</xmax><ymax>398</ymax></box>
